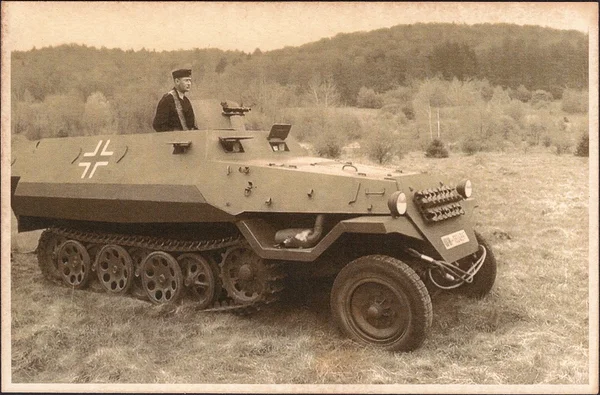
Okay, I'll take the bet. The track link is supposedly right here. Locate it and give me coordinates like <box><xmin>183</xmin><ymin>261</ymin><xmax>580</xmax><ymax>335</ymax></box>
<box><xmin>39</xmin><ymin>227</ymin><xmax>285</xmax><ymax>314</ymax></box>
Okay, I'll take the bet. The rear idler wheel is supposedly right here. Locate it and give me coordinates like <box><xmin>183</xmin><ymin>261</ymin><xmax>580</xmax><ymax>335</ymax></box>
<box><xmin>56</xmin><ymin>240</ymin><xmax>91</xmax><ymax>289</ymax></box>
<box><xmin>141</xmin><ymin>251</ymin><xmax>183</xmax><ymax>304</ymax></box>
<box><xmin>95</xmin><ymin>245</ymin><xmax>134</xmax><ymax>294</ymax></box>
<box><xmin>330</xmin><ymin>255</ymin><xmax>432</xmax><ymax>352</ymax></box>
<box><xmin>178</xmin><ymin>253</ymin><xmax>219</xmax><ymax>309</ymax></box>
<box><xmin>37</xmin><ymin>230</ymin><xmax>67</xmax><ymax>281</ymax></box>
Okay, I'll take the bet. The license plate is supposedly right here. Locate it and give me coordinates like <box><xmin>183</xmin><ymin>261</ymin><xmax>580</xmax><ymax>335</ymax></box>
<box><xmin>441</xmin><ymin>230</ymin><xmax>470</xmax><ymax>249</ymax></box>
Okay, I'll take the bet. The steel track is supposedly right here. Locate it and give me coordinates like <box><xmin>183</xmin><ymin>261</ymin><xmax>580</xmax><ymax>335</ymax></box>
<box><xmin>40</xmin><ymin>227</ymin><xmax>285</xmax><ymax>314</ymax></box>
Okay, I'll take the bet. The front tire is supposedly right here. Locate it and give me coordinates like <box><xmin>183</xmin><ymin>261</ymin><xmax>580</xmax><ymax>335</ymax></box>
<box><xmin>457</xmin><ymin>231</ymin><xmax>497</xmax><ymax>298</ymax></box>
<box><xmin>330</xmin><ymin>255</ymin><xmax>432</xmax><ymax>352</ymax></box>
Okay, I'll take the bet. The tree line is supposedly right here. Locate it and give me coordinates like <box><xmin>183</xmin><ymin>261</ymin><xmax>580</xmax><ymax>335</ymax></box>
<box><xmin>11</xmin><ymin>22</ymin><xmax>588</xmax><ymax>138</ymax></box>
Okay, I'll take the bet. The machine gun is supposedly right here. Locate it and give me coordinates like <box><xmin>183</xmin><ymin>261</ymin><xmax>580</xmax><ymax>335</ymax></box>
<box><xmin>221</xmin><ymin>101</ymin><xmax>251</xmax><ymax>116</ymax></box>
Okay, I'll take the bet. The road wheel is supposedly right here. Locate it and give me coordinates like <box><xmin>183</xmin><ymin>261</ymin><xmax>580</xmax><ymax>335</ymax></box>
<box><xmin>456</xmin><ymin>231</ymin><xmax>497</xmax><ymax>298</ymax></box>
<box><xmin>330</xmin><ymin>255</ymin><xmax>432</xmax><ymax>352</ymax></box>
<box><xmin>141</xmin><ymin>251</ymin><xmax>183</xmax><ymax>304</ymax></box>
<box><xmin>95</xmin><ymin>244</ymin><xmax>134</xmax><ymax>294</ymax></box>
<box><xmin>178</xmin><ymin>253</ymin><xmax>219</xmax><ymax>309</ymax></box>
<box><xmin>56</xmin><ymin>240</ymin><xmax>91</xmax><ymax>289</ymax></box>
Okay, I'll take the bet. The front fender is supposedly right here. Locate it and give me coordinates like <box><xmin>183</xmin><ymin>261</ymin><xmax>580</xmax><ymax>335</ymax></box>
<box><xmin>237</xmin><ymin>215</ymin><xmax>424</xmax><ymax>262</ymax></box>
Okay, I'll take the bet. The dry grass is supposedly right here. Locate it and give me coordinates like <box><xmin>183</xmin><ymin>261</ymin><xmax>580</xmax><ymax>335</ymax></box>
<box><xmin>9</xmin><ymin>149</ymin><xmax>593</xmax><ymax>388</ymax></box>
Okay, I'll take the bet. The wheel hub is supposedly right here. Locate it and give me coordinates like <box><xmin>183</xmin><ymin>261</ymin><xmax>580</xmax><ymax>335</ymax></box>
<box><xmin>350</xmin><ymin>281</ymin><xmax>409</xmax><ymax>340</ymax></box>
<box><xmin>367</xmin><ymin>303</ymin><xmax>384</xmax><ymax>320</ymax></box>
<box><xmin>238</xmin><ymin>264</ymin><xmax>254</xmax><ymax>281</ymax></box>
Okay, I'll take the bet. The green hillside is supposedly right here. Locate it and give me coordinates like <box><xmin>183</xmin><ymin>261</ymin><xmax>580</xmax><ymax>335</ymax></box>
<box><xmin>11</xmin><ymin>22</ymin><xmax>589</xmax><ymax>149</ymax></box>
<box><xmin>12</xmin><ymin>23</ymin><xmax>588</xmax><ymax>104</ymax></box>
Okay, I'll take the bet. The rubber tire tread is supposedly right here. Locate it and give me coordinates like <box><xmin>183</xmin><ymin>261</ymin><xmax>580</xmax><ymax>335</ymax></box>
<box><xmin>458</xmin><ymin>231</ymin><xmax>497</xmax><ymax>299</ymax></box>
<box><xmin>330</xmin><ymin>255</ymin><xmax>432</xmax><ymax>352</ymax></box>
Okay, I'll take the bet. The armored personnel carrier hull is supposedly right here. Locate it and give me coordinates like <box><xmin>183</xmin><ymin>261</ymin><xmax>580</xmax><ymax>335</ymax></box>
<box><xmin>11</xmin><ymin>101</ymin><xmax>496</xmax><ymax>351</ymax></box>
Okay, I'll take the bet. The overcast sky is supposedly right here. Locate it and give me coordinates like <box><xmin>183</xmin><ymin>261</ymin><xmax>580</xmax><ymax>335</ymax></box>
<box><xmin>3</xmin><ymin>2</ymin><xmax>596</xmax><ymax>53</ymax></box>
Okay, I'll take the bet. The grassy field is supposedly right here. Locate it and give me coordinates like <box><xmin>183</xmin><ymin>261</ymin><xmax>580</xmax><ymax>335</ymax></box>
<box><xmin>8</xmin><ymin>147</ymin><xmax>594</xmax><ymax>389</ymax></box>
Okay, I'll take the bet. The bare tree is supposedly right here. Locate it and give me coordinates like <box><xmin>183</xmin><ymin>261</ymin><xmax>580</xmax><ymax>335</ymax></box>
<box><xmin>307</xmin><ymin>74</ymin><xmax>340</xmax><ymax>108</ymax></box>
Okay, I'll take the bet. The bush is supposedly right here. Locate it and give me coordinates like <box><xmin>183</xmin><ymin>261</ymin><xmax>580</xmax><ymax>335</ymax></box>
<box><xmin>554</xmin><ymin>137</ymin><xmax>573</xmax><ymax>155</ymax></box>
<box><xmin>548</xmin><ymin>85</ymin><xmax>564</xmax><ymax>100</ymax></box>
<box><xmin>525</xmin><ymin>116</ymin><xmax>548</xmax><ymax>146</ymax></box>
<box><xmin>395</xmin><ymin>111</ymin><xmax>409</xmax><ymax>126</ymax></box>
<box><xmin>504</xmin><ymin>99</ymin><xmax>526</xmax><ymax>124</ymax></box>
<box><xmin>402</xmin><ymin>103</ymin><xmax>415</xmax><ymax>120</ymax></box>
<box><xmin>542</xmin><ymin>135</ymin><xmax>553</xmax><ymax>147</ymax></box>
<box><xmin>461</xmin><ymin>139</ymin><xmax>482</xmax><ymax>155</ymax></box>
<box><xmin>321</xmin><ymin>111</ymin><xmax>364</xmax><ymax>141</ymax></box>
<box><xmin>284</xmin><ymin>108</ymin><xmax>327</xmax><ymax>142</ymax></box>
<box><xmin>362</xmin><ymin>127</ymin><xmax>402</xmax><ymax>164</ymax></box>
<box><xmin>380</xmin><ymin>103</ymin><xmax>402</xmax><ymax>115</ymax></box>
<box><xmin>425</xmin><ymin>138</ymin><xmax>449</xmax><ymax>158</ymax></box>
<box><xmin>382</xmin><ymin>86</ymin><xmax>415</xmax><ymax>104</ymax></box>
<box><xmin>490</xmin><ymin>86</ymin><xmax>511</xmax><ymax>106</ymax></box>
<box><xmin>574</xmin><ymin>132</ymin><xmax>589</xmax><ymax>157</ymax></box>
<box><xmin>490</xmin><ymin>115</ymin><xmax>519</xmax><ymax>140</ymax></box>
<box><xmin>513</xmin><ymin>85</ymin><xmax>531</xmax><ymax>102</ymax></box>
<box><xmin>244</xmin><ymin>110</ymin><xmax>270</xmax><ymax>131</ymax></box>
<box><xmin>561</xmin><ymin>89</ymin><xmax>588</xmax><ymax>114</ymax></box>
<box><xmin>313</xmin><ymin>129</ymin><xmax>346</xmax><ymax>158</ymax></box>
<box><xmin>490</xmin><ymin>115</ymin><xmax>520</xmax><ymax>140</ymax></box>
<box><xmin>356</xmin><ymin>87</ymin><xmax>384</xmax><ymax>109</ymax></box>
<box><xmin>530</xmin><ymin>90</ymin><xmax>553</xmax><ymax>108</ymax></box>
<box><xmin>83</xmin><ymin>92</ymin><xmax>114</xmax><ymax>134</ymax></box>
<box><xmin>284</xmin><ymin>108</ymin><xmax>364</xmax><ymax>142</ymax></box>
<box><xmin>479</xmin><ymin>81</ymin><xmax>494</xmax><ymax>102</ymax></box>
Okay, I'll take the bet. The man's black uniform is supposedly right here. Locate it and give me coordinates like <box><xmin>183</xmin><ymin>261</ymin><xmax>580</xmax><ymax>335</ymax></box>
<box><xmin>152</xmin><ymin>90</ymin><xmax>197</xmax><ymax>132</ymax></box>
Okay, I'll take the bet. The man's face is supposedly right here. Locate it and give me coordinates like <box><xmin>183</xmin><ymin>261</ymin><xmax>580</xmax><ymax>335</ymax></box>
<box><xmin>175</xmin><ymin>77</ymin><xmax>192</xmax><ymax>93</ymax></box>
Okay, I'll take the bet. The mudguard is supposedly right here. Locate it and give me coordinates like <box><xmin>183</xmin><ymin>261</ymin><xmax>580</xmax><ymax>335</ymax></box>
<box><xmin>238</xmin><ymin>195</ymin><xmax>478</xmax><ymax>263</ymax></box>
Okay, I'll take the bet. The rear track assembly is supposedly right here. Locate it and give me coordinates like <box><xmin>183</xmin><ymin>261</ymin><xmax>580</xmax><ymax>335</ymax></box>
<box><xmin>37</xmin><ymin>227</ymin><xmax>286</xmax><ymax>314</ymax></box>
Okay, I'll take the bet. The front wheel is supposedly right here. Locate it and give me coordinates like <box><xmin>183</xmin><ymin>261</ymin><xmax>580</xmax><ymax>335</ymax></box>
<box><xmin>330</xmin><ymin>255</ymin><xmax>432</xmax><ymax>352</ymax></box>
<box><xmin>456</xmin><ymin>231</ymin><xmax>497</xmax><ymax>298</ymax></box>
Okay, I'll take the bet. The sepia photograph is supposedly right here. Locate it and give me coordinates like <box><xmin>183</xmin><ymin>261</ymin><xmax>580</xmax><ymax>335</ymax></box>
<box><xmin>1</xmin><ymin>2</ymin><xmax>598</xmax><ymax>393</ymax></box>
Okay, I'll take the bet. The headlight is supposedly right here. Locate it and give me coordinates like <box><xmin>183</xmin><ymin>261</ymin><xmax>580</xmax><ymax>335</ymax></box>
<box><xmin>456</xmin><ymin>179</ymin><xmax>472</xmax><ymax>198</ymax></box>
<box><xmin>388</xmin><ymin>191</ymin><xmax>407</xmax><ymax>216</ymax></box>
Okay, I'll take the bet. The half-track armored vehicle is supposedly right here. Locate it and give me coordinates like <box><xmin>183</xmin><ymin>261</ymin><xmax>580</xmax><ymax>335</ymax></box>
<box><xmin>11</xmin><ymin>100</ymin><xmax>496</xmax><ymax>351</ymax></box>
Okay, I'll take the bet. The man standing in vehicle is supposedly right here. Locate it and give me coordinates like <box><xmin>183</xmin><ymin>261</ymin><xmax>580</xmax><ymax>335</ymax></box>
<box><xmin>152</xmin><ymin>68</ymin><xmax>198</xmax><ymax>132</ymax></box>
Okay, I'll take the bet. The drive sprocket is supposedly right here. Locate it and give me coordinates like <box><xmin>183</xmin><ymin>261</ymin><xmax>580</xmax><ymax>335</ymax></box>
<box><xmin>219</xmin><ymin>246</ymin><xmax>286</xmax><ymax>305</ymax></box>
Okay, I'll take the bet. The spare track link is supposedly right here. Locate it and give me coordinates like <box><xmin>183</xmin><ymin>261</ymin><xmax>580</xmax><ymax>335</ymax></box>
<box><xmin>44</xmin><ymin>227</ymin><xmax>284</xmax><ymax>314</ymax></box>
